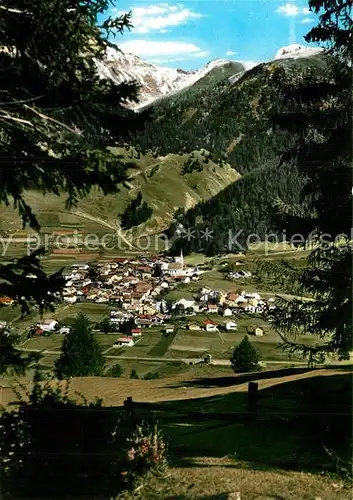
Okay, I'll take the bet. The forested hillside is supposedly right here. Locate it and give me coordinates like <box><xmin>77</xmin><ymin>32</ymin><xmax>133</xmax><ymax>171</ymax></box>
<box><xmin>136</xmin><ymin>54</ymin><xmax>328</xmax><ymax>174</ymax></box>
<box><xmin>169</xmin><ymin>161</ymin><xmax>305</xmax><ymax>255</ymax></box>
<box><xmin>132</xmin><ymin>54</ymin><xmax>331</xmax><ymax>254</ymax></box>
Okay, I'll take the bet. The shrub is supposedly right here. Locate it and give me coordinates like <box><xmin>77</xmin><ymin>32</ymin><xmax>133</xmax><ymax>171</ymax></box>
<box><xmin>230</xmin><ymin>335</ymin><xmax>261</xmax><ymax>372</ymax></box>
<box><xmin>106</xmin><ymin>363</ymin><xmax>123</xmax><ymax>378</ymax></box>
<box><xmin>143</xmin><ymin>372</ymin><xmax>160</xmax><ymax>380</ymax></box>
<box><xmin>0</xmin><ymin>371</ymin><xmax>166</xmax><ymax>498</ymax></box>
<box><xmin>130</xmin><ymin>369</ymin><xmax>139</xmax><ymax>379</ymax></box>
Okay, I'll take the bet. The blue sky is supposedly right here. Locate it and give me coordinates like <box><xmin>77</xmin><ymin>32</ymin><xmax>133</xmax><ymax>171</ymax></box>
<box><xmin>102</xmin><ymin>1</ymin><xmax>320</xmax><ymax>69</ymax></box>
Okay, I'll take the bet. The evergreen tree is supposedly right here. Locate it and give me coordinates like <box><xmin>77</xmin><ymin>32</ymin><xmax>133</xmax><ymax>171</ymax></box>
<box><xmin>230</xmin><ymin>336</ymin><xmax>260</xmax><ymax>372</ymax></box>
<box><xmin>263</xmin><ymin>0</ymin><xmax>352</xmax><ymax>361</ymax></box>
<box><xmin>55</xmin><ymin>313</ymin><xmax>105</xmax><ymax>379</ymax></box>
<box><xmin>100</xmin><ymin>317</ymin><xmax>111</xmax><ymax>334</ymax></box>
<box><xmin>0</xmin><ymin>1</ymin><xmax>143</xmax><ymax>373</ymax></box>
<box><xmin>121</xmin><ymin>191</ymin><xmax>153</xmax><ymax>229</ymax></box>
<box><xmin>130</xmin><ymin>368</ymin><xmax>139</xmax><ymax>379</ymax></box>
<box><xmin>106</xmin><ymin>363</ymin><xmax>123</xmax><ymax>377</ymax></box>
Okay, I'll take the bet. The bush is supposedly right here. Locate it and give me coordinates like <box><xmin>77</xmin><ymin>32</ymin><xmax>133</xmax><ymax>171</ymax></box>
<box><xmin>230</xmin><ymin>335</ymin><xmax>261</xmax><ymax>372</ymax></box>
<box><xmin>130</xmin><ymin>369</ymin><xmax>139</xmax><ymax>379</ymax></box>
<box><xmin>143</xmin><ymin>372</ymin><xmax>160</xmax><ymax>380</ymax></box>
<box><xmin>0</xmin><ymin>371</ymin><xmax>167</xmax><ymax>498</ymax></box>
<box><xmin>106</xmin><ymin>363</ymin><xmax>123</xmax><ymax>378</ymax></box>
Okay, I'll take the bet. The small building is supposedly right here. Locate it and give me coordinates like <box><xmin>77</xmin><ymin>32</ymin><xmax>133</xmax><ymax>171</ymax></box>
<box><xmin>59</xmin><ymin>327</ymin><xmax>70</xmax><ymax>335</ymax></box>
<box><xmin>188</xmin><ymin>322</ymin><xmax>202</xmax><ymax>331</ymax></box>
<box><xmin>37</xmin><ymin>319</ymin><xmax>58</xmax><ymax>332</ymax></box>
<box><xmin>113</xmin><ymin>337</ymin><xmax>134</xmax><ymax>347</ymax></box>
<box><xmin>131</xmin><ymin>328</ymin><xmax>142</xmax><ymax>337</ymax></box>
<box><xmin>223</xmin><ymin>308</ymin><xmax>233</xmax><ymax>317</ymax></box>
<box><xmin>0</xmin><ymin>296</ymin><xmax>14</xmax><ymax>306</ymax></box>
<box><xmin>247</xmin><ymin>326</ymin><xmax>264</xmax><ymax>337</ymax></box>
<box><xmin>204</xmin><ymin>320</ymin><xmax>218</xmax><ymax>332</ymax></box>
<box><xmin>225</xmin><ymin>320</ymin><xmax>238</xmax><ymax>331</ymax></box>
<box><xmin>63</xmin><ymin>296</ymin><xmax>77</xmax><ymax>304</ymax></box>
<box><xmin>207</xmin><ymin>304</ymin><xmax>219</xmax><ymax>314</ymax></box>
<box><xmin>164</xmin><ymin>325</ymin><xmax>175</xmax><ymax>334</ymax></box>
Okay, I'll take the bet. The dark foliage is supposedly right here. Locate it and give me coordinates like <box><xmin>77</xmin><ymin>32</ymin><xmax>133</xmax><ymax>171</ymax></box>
<box><xmin>230</xmin><ymin>335</ymin><xmax>261</xmax><ymax>372</ymax></box>
<box><xmin>55</xmin><ymin>313</ymin><xmax>105</xmax><ymax>379</ymax></box>
<box><xmin>121</xmin><ymin>191</ymin><xmax>153</xmax><ymax>229</ymax></box>
<box><xmin>0</xmin><ymin>373</ymin><xmax>166</xmax><ymax>498</ymax></box>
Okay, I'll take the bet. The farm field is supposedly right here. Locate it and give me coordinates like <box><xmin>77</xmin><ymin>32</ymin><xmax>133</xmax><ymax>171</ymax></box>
<box><xmin>17</xmin><ymin>309</ymin><xmax>310</xmax><ymax>369</ymax></box>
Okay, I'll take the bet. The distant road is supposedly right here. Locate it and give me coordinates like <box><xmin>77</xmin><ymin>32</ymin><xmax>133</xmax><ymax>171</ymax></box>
<box><xmin>17</xmin><ymin>347</ymin><xmax>352</xmax><ymax>368</ymax></box>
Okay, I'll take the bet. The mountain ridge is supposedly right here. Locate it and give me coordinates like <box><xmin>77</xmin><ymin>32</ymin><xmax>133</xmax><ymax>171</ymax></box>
<box><xmin>95</xmin><ymin>43</ymin><xmax>325</xmax><ymax>108</ymax></box>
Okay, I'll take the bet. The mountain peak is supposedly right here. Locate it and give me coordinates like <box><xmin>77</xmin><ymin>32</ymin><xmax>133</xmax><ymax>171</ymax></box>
<box><xmin>96</xmin><ymin>46</ymin><xmax>244</xmax><ymax>109</ymax></box>
<box><xmin>274</xmin><ymin>44</ymin><xmax>324</xmax><ymax>60</ymax></box>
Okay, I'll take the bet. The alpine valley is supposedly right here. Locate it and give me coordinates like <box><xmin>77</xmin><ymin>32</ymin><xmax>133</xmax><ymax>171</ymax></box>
<box><xmin>0</xmin><ymin>44</ymin><xmax>330</xmax><ymax>253</ymax></box>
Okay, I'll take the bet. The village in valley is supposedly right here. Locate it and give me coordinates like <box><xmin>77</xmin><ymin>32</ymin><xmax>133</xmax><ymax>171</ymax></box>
<box><xmin>0</xmin><ymin>249</ymin><xmax>283</xmax><ymax>373</ymax></box>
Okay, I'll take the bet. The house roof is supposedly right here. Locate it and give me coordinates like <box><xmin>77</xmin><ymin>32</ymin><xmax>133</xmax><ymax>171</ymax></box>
<box><xmin>168</xmin><ymin>263</ymin><xmax>183</xmax><ymax>270</ymax></box>
<box><xmin>0</xmin><ymin>296</ymin><xmax>13</xmax><ymax>303</ymax></box>
<box><xmin>204</xmin><ymin>319</ymin><xmax>217</xmax><ymax>325</ymax></box>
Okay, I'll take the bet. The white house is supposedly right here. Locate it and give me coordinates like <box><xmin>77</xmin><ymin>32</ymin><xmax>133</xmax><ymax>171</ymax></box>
<box><xmin>113</xmin><ymin>337</ymin><xmax>134</xmax><ymax>347</ymax></box>
<box><xmin>63</xmin><ymin>296</ymin><xmax>77</xmax><ymax>304</ymax></box>
<box><xmin>37</xmin><ymin>319</ymin><xmax>58</xmax><ymax>332</ymax></box>
<box><xmin>204</xmin><ymin>320</ymin><xmax>218</xmax><ymax>332</ymax></box>
<box><xmin>225</xmin><ymin>320</ymin><xmax>237</xmax><ymax>331</ymax></box>
<box><xmin>172</xmin><ymin>298</ymin><xmax>196</xmax><ymax>310</ymax></box>
<box><xmin>248</xmin><ymin>326</ymin><xmax>264</xmax><ymax>337</ymax></box>
<box><xmin>59</xmin><ymin>327</ymin><xmax>71</xmax><ymax>335</ymax></box>
<box><xmin>223</xmin><ymin>308</ymin><xmax>233</xmax><ymax>317</ymax></box>
<box><xmin>188</xmin><ymin>322</ymin><xmax>202</xmax><ymax>331</ymax></box>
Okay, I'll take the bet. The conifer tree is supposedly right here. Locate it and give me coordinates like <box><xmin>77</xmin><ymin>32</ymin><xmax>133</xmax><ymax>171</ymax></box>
<box><xmin>0</xmin><ymin>0</ymin><xmax>143</xmax><ymax>373</ymax></box>
<box><xmin>263</xmin><ymin>0</ymin><xmax>352</xmax><ymax>362</ymax></box>
<box><xmin>230</xmin><ymin>336</ymin><xmax>260</xmax><ymax>372</ymax></box>
<box><xmin>55</xmin><ymin>313</ymin><xmax>105</xmax><ymax>379</ymax></box>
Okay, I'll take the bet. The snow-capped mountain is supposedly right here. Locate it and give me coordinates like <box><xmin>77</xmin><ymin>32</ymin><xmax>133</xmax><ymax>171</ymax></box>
<box><xmin>274</xmin><ymin>44</ymin><xmax>324</xmax><ymax>60</ymax></box>
<box><xmin>95</xmin><ymin>46</ymin><xmax>245</xmax><ymax>108</ymax></box>
<box><xmin>95</xmin><ymin>44</ymin><xmax>325</xmax><ymax>109</ymax></box>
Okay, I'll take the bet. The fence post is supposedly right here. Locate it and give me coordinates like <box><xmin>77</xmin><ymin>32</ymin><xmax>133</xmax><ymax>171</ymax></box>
<box><xmin>247</xmin><ymin>382</ymin><xmax>258</xmax><ymax>419</ymax></box>
<box><xmin>123</xmin><ymin>396</ymin><xmax>135</xmax><ymax>428</ymax></box>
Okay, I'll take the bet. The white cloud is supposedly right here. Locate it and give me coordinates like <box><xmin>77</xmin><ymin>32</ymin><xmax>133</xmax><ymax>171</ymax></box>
<box><xmin>119</xmin><ymin>40</ymin><xmax>204</xmax><ymax>57</ymax></box>
<box><xmin>190</xmin><ymin>50</ymin><xmax>209</xmax><ymax>58</ymax></box>
<box><xmin>301</xmin><ymin>17</ymin><xmax>313</xmax><ymax>24</ymax></box>
<box><xmin>276</xmin><ymin>3</ymin><xmax>299</xmax><ymax>16</ymax></box>
<box><xmin>120</xmin><ymin>4</ymin><xmax>204</xmax><ymax>34</ymax></box>
<box><xmin>226</xmin><ymin>50</ymin><xmax>237</xmax><ymax>56</ymax></box>
<box><xmin>276</xmin><ymin>4</ymin><xmax>313</xmax><ymax>18</ymax></box>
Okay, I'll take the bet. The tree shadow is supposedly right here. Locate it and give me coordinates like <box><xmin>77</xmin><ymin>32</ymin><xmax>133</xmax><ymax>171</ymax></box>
<box><xmin>130</xmin><ymin>370</ymin><xmax>353</xmax><ymax>474</ymax></box>
<box><xmin>167</xmin><ymin>367</ymin><xmax>316</xmax><ymax>389</ymax></box>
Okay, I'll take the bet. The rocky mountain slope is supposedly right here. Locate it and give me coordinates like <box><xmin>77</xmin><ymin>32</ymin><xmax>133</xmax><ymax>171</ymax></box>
<box><xmin>95</xmin><ymin>46</ymin><xmax>245</xmax><ymax>108</ymax></box>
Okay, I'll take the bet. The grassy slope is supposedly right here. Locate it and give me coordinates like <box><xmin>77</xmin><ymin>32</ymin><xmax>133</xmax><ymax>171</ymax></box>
<box><xmin>0</xmin><ymin>150</ymin><xmax>239</xmax><ymax>238</ymax></box>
